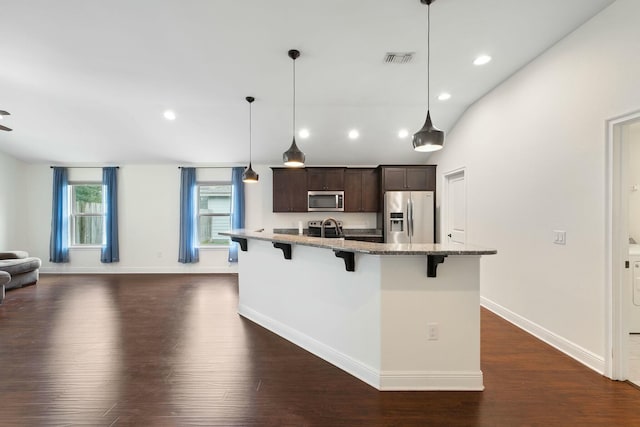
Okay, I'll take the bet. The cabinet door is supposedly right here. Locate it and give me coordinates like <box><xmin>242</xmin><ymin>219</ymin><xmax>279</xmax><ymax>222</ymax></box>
<box><xmin>307</xmin><ymin>168</ymin><xmax>345</xmax><ymax>190</ymax></box>
<box><xmin>344</xmin><ymin>168</ymin><xmax>379</xmax><ymax>212</ymax></box>
<box><xmin>273</xmin><ymin>169</ymin><xmax>307</xmax><ymax>212</ymax></box>
<box><xmin>382</xmin><ymin>166</ymin><xmax>436</xmax><ymax>191</ymax></box>
<box><xmin>360</xmin><ymin>168</ymin><xmax>380</xmax><ymax>212</ymax></box>
<box><xmin>344</xmin><ymin>170</ymin><xmax>362</xmax><ymax>212</ymax></box>
<box><xmin>405</xmin><ymin>167</ymin><xmax>429</xmax><ymax>190</ymax></box>
<box><xmin>323</xmin><ymin>168</ymin><xmax>345</xmax><ymax>190</ymax></box>
<box><xmin>272</xmin><ymin>169</ymin><xmax>289</xmax><ymax>212</ymax></box>
<box><xmin>289</xmin><ymin>169</ymin><xmax>308</xmax><ymax>211</ymax></box>
<box><xmin>405</xmin><ymin>166</ymin><xmax>436</xmax><ymax>191</ymax></box>
<box><xmin>382</xmin><ymin>168</ymin><xmax>407</xmax><ymax>190</ymax></box>
<box><xmin>306</xmin><ymin>169</ymin><xmax>326</xmax><ymax>191</ymax></box>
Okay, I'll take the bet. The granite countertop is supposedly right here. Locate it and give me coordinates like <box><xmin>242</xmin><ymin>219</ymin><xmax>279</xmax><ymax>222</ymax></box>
<box><xmin>221</xmin><ymin>229</ymin><xmax>497</xmax><ymax>256</ymax></box>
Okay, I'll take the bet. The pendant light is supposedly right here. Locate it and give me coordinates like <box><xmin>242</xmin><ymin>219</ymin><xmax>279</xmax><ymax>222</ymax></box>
<box><xmin>413</xmin><ymin>0</ymin><xmax>445</xmax><ymax>152</ymax></box>
<box><xmin>283</xmin><ymin>49</ymin><xmax>305</xmax><ymax>167</ymax></box>
<box><xmin>242</xmin><ymin>96</ymin><xmax>259</xmax><ymax>183</ymax></box>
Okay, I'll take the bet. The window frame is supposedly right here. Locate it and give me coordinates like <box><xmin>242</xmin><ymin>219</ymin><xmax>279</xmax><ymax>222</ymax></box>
<box><xmin>197</xmin><ymin>181</ymin><xmax>233</xmax><ymax>248</ymax></box>
<box><xmin>69</xmin><ymin>181</ymin><xmax>106</xmax><ymax>248</ymax></box>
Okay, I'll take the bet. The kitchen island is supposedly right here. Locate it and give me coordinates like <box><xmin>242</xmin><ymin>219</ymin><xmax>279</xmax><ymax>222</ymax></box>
<box><xmin>221</xmin><ymin>230</ymin><xmax>496</xmax><ymax>391</ymax></box>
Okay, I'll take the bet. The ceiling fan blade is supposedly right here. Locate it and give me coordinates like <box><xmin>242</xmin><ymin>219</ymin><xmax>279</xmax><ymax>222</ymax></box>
<box><xmin>0</xmin><ymin>110</ymin><xmax>10</xmax><ymax>116</ymax></box>
<box><xmin>0</xmin><ymin>124</ymin><xmax>13</xmax><ymax>131</ymax></box>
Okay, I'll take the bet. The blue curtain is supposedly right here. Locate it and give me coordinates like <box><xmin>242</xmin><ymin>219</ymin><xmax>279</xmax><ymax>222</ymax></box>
<box><xmin>101</xmin><ymin>167</ymin><xmax>119</xmax><ymax>263</ymax></box>
<box><xmin>229</xmin><ymin>167</ymin><xmax>245</xmax><ymax>263</ymax></box>
<box><xmin>178</xmin><ymin>167</ymin><xmax>199</xmax><ymax>263</ymax></box>
<box><xmin>49</xmin><ymin>167</ymin><xmax>69</xmax><ymax>263</ymax></box>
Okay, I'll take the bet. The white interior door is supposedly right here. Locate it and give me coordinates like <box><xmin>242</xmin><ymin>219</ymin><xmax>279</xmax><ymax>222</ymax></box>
<box><xmin>444</xmin><ymin>169</ymin><xmax>466</xmax><ymax>245</ymax></box>
<box><xmin>608</xmin><ymin>110</ymin><xmax>640</xmax><ymax>381</ymax></box>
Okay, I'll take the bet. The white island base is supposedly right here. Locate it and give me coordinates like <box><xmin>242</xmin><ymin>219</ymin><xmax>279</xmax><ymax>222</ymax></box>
<box><xmin>235</xmin><ymin>238</ymin><xmax>484</xmax><ymax>391</ymax></box>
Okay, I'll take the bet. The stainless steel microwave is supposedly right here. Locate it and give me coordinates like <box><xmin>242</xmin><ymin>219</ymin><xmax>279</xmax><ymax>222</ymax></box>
<box><xmin>308</xmin><ymin>191</ymin><xmax>344</xmax><ymax>212</ymax></box>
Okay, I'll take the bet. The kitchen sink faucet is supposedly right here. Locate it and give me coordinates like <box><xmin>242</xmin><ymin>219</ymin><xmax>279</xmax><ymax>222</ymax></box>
<box><xmin>321</xmin><ymin>217</ymin><xmax>342</xmax><ymax>238</ymax></box>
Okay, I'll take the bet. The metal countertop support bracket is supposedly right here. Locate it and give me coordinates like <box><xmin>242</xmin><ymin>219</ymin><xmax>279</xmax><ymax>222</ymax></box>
<box><xmin>273</xmin><ymin>242</ymin><xmax>292</xmax><ymax>260</ymax></box>
<box><xmin>231</xmin><ymin>237</ymin><xmax>248</xmax><ymax>252</ymax></box>
<box><xmin>427</xmin><ymin>255</ymin><xmax>447</xmax><ymax>277</ymax></box>
<box><xmin>334</xmin><ymin>250</ymin><xmax>355</xmax><ymax>272</ymax></box>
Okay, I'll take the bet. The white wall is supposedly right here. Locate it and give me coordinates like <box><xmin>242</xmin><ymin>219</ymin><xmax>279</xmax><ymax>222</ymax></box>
<box><xmin>24</xmin><ymin>165</ymin><xmax>236</xmax><ymax>273</ymax></box>
<box><xmin>0</xmin><ymin>150</ymin><xmax>26</xmax><ymax>250</ymax></box>
<box><xmin>627</xmin><ymin>123</ymin><xmax>640</xmax><ymax>242</ymax></box>
<box><xmin>430</xmin><ymin>0</ymin><xmax>640</xmax><ymax>371</ymax></box>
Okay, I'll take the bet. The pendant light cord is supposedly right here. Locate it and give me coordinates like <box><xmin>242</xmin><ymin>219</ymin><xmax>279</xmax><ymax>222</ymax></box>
<box><xmin>249</xmin><ymin>101</ymin><xmax>252</xmax><ymax>162</ymax></box>
<box><xmin>427</xmin><ymin>2</ymin><xmax>431</xmax><ymax>112</ymax></box>
<box><xmin>292</xmin><ymin>56</ymin><xmax>296</xmax><ymax>137</ymax></box>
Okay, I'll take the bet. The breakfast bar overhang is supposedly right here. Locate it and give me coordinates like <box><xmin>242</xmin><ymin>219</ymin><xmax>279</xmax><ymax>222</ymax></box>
<box><xmin>222</xmin><ymin>230</ymin><xmax>497</xmax><ymax>391</ymax></box>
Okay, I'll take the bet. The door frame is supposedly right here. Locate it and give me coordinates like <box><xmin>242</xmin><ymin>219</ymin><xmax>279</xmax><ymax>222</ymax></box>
<box><xmin>441</xmin><ymin>167</ymin><xmax>467</xmax><ymax>245</ymax></box>
<box><xmin>606</xmin><ymin>109</ymin><xmax>640</xmax><ymax>380</ymax></box>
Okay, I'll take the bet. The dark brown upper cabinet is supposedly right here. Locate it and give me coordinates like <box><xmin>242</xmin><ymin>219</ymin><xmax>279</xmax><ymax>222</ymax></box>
<box><xmin>272</xmin><ymin>168</ymin><xmax>308</xmax><ymax>212</ymax></box>
<box><xmin>380</xmin><ymin>166</ymin><xmax>436</xmax><ymax>191</ymax></box>
<box><xmin>273</xmin><ymin>166</ymin><xmax>433</xmax><ymax>213</ymax></box>
<box><xmin>344</xmin><ymin>168</ymin><xmax>379</xmax><ymax>212</ymax></box>
<box><xmin>306</xmin><ymin>168</ymin><xmax>345</xmax><ymax>191</ymax></box>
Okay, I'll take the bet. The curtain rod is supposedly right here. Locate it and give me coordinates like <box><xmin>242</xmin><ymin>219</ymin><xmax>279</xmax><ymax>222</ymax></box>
<box><xmin>178</xmin><ymin>166</ymin><xmax>245</xmax><ymax>169</ymax></box>
<box><xmin>50</xmin><ymin>166</ymin><xmax>119</xmax><ymax>169</ymax></box>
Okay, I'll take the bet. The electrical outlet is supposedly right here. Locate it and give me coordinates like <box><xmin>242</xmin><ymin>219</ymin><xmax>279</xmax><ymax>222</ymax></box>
<box><xmin>427</xmin><ymin>323</ymin><xmax>439</xmax><ymax>341</ymax></box>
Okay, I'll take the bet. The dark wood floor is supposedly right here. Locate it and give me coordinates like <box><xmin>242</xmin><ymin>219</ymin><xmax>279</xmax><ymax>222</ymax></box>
<box><xmin>0</xmin><ymin>274</ymin><xmax>638</xmax><ymax>426</ymax></box>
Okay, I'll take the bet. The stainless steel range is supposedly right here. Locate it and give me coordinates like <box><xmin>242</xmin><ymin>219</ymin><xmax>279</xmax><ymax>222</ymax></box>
<box><xmin>308</xmin><ymin>219</ymin><xmax>344</xmax><ymax>238</ymax></box>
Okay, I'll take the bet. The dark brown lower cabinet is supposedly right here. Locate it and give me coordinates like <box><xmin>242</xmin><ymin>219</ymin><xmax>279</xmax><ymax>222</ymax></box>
<box><xmin>344</xmin><ymin>236</ymin><xmax>383</xmax><ymax>243</ymax></box>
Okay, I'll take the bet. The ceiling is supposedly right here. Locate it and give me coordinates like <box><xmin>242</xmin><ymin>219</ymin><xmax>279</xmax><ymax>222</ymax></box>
<box><xmin>0</xmin><ymin>0</ymin><xmax>614</xmax><ymax>166</ymax></box>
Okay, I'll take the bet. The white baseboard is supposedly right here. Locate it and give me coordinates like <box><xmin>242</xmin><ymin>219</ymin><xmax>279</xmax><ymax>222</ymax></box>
<box><xmin>481</xmin><ymin>297</ymin><xmax>605</xmax><ymax>374</ymax></box>
<box><xmin>380</xmin><ymin>370</ymin><xmax>484</xmax><ymax>391</ymax></box>
<box><xmin>40</xmin><ymin>266</ymin><xmax>238</xmax><ymax>274</ymax></box>
<box><xmin>238</xmin><ymin>304</ymin><xmax>381</xmax><ymax>389</ymax></box>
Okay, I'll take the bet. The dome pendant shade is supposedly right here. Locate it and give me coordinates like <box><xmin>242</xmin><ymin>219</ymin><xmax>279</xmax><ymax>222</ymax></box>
<box><xmin>283</xmin><ymin>137</ymin><xmax>305</xmax><ymax>167</ymax></box>
<box><xmin>412</xmin><ymin>111</ymin><xmax>444</xmax><ymax>152</ymax></box>
<box><xmin>242</xmin><ymin>162</ymin><xmax>259</xmax><ymax>183</ymax></box>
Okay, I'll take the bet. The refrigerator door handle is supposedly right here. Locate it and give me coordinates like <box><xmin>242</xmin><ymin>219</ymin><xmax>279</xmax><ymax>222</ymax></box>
<box><xmin>411</xmin><ymin>199</ymin><xmax>415</xmax><ymax>237</ymax></box>
<box><xmin>409</xmin><ymin>199</ymin><xmax>414</xmax><ymax>238</ymax></box>
<box><xmin>406</xmin><ymin>200</ymin><xmax>411</xmax><ymax>237</ymax></box>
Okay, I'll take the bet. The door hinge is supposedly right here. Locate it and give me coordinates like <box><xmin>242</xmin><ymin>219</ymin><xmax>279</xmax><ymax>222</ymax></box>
<box><xmin>626</xmin><ymin>260</ymin><xmax>630</xmax><ymax>269</ymax></box>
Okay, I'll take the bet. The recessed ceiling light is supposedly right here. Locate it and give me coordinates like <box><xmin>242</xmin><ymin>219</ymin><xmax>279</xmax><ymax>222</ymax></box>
<box><xmin>398</xmin><ymin>129</ymin><xmax>409</xmax><ymax>139</ymax></box>
<box><xmin>438</xmin><ymin>93</ymin><xmax>451</xmax><ymax>101</ymax></box>
<box><xmin>299</xmin><ymin>128</ymin><xmax>310</xmax><ymax>139</ymax></box>
<box><xmin>163</xmin><ymin>110</ymin><xmax>176</xmax><ymax>120</ymax></box>
<box><xmin>348</xmin><ymin>129</ymin><xmax>359</xmax><ymax>140</ymax></box>
<box><xmin>473</xmin><ymin>55</ymin><xmax>492</xmax><ymax>66</ymax></box>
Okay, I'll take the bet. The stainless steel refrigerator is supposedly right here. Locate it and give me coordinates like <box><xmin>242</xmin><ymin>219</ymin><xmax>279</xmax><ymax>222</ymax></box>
<box><xmin>384</xmin><ymin>191</ymin><xmax>435</xmax><ymax>244</ymax></box>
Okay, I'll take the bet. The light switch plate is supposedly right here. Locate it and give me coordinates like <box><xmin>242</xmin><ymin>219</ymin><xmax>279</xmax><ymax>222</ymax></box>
<box><xmin>553</xmin><ymin>230</ymin><xmax>566</xmax><ymax>245</ymax></box>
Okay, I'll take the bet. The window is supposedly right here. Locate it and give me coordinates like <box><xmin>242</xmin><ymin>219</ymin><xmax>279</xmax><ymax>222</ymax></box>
<box><xmin>198</xmin><ymin>183</ymin><xmax>232</xmax><ymax>246</ymax></box>
<box><xmin>70</xmin><ymin>183</ymin><xmax>105</xmax><ymax>246</ymax></box>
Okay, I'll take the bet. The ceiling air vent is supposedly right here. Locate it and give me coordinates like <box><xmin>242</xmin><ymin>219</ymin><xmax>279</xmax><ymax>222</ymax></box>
<box><xmin>384</xmin><ymin>52</ymin><xmax>414</xmax><ymax>64</ymax></box>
